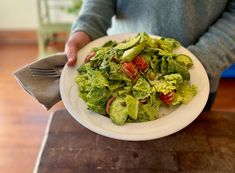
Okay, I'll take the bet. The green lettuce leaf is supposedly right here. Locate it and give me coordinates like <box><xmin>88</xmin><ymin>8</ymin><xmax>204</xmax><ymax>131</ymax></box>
<box><xmin>110</xmin><ymin>97</ymin><xmax>128</xmax><ymax>125</ymax></box>
<box><xmin>133</xmin><ymin>77</ymin><xmax>151</xmax><ymax>100</ymax></box>
<box><xmin>172</xmin><ymin>82</ymin><xmax>197</xmax><ymax>105</ymax></box>
<box><xmin>157</xmin><ymin>38</ymin><xmax>180</xmax><ymax>52</ymax></box>
<box><xmin>91</xmin><ymin>70</ymin><xmax>109</xmax><ymax>88</ymax></box>
<box><xmin>86</xmin><ymin>87</ymin><xmax>110</xmax><ymax>115</ymax></box>
<box><xmin>153</xmin><ymin>79</ymin><xmax>176</xmax><ymax>95</ymax></box>
<box><xmin>137</xmin><ymin>93</ymin><xmax>162</xmax><ymax>122</ymax></box>
<box><xmin>109</xmin><ymin>62</ymin><xmax>131</xmax><ymax>82</ymax></box>
<box><xmin>163</xmin><ymin>73</ymin><xmax>183</xmax><ymax>86</ymax></box>
<box><xmin>125</xmin><ymin>95</ymin><xmax>139</xmax><ymax>120</ymax></box>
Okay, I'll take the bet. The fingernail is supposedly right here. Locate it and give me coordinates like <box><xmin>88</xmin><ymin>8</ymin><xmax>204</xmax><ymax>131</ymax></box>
<box><xmin>68</xmin><ymin>58</ymin><xmax>73</xmax><ymax>62</ymax></box>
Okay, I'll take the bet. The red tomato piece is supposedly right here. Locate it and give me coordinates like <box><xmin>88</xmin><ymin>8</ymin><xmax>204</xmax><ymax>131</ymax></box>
<box><xmin>122</xmin><ymin>62</ymin><xmax>138</xmax><ymax>79</ymax></box>
<box><xmin>160</xmin><ymin>92</ymin><xmax>175</xmax><ymax>105</ymax></box>
<box><xmin>133</xmin><ymin>55</ymin><xmax>148</xmax><ymax>72</ymax></box>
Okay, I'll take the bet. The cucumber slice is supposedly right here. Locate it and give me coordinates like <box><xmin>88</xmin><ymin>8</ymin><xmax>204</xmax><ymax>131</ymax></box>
<box><xmin>175</xmin><ymin>54</ymin><xmax>193</xmax><ymax>68</ymax></box>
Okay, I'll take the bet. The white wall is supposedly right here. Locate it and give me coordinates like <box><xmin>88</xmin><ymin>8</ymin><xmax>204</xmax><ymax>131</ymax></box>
<box><xmin>0</xmin><ymin>0</ymin><xmax>75</xmax><ymax>30</ymax></box>
<box><xmin>0</xmin><ymin>0</ymin><xmax>38</xmax><ymax>30</ymax></box>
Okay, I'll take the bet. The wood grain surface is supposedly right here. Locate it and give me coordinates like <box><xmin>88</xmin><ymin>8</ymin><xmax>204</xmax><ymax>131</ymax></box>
<box><xmin>35</xmin><ymin>110</ymin><xmax>235</xmax><ymax>173</ymax></box>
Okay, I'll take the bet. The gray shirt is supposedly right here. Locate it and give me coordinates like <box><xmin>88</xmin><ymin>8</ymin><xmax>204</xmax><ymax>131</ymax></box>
<box><xmin>72</xmin><ymin>0</ymin><xmax>235</xmax><ymax>93</ymax></box>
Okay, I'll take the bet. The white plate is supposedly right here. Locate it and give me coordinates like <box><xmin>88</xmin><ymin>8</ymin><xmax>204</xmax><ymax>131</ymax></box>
<box><xmin>60</xmin><ymin>33</ymin><xmax>209</xmax><ymax>141</ymax></box>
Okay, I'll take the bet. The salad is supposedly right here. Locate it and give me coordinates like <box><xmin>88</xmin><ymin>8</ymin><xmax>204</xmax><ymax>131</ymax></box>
<box><xmin>75</xmin><ymin>32</ymin><xmax>197</xmax><ymax>125</ymax></box>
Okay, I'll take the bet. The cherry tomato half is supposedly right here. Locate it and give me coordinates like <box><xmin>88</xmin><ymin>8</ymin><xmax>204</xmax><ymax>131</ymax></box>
<box><xmin>133</xmin><ymin>55</ymin><xmax>148</xmax><ymax>72</ymax></box>
<box><xmin>122</xmin><ymin>61</ymin><xmax>138</xmax><ymax>79</ymax></box>
<box><xmin>160</xmin><ymin>92</ymin><xmax>175</xmax><ymax>105</ymax></box>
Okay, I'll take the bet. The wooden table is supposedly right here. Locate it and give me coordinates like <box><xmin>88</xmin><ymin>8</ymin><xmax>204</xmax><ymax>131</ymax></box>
<box><xmin>34</xmin><ymin>109</ymin><xmax>235</xmax><ymax>173</ymax></box>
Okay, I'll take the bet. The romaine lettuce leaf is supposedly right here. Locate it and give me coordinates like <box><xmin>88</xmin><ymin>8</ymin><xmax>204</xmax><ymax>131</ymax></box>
<box><xmin>157</xmin><ymin>38</ymin><xmax>180</xmax><ymax>52</ymax></box>
<box><xmin>110</xmin><ymin>97</ymin><xmax>128</xmax><ymax>125</ymax></box>
<box><xmin>86</xmin><ymin>87</ymin><xmax>110</xmax><ymax>115</ymax></box>
<box><xmin>118</xmin><ymin>86</ymin><xmax>132</xmax><ymax>96</ymax></box>
<box><xmin>91</xmin><ymin>70</ymin><xmax>109</xmax><ymax>88</ymax></box>
<box><xmin>109</xmin><ymin>80</ymin><xmax>125</xmax><ymax>92</ymax></box>
<box><xmin>153</xmin><ymin>73</ymin><xmax>184</xmax><ymax>95</ymax></box>
<box><xmin>137</xmin><ymin>93</ymin><xmax>161</xmax><ymax>122</ymax></box>
<box><xmin>153</xmin><ymin>79</ymin><xmax>176</xmax><ymax>95</ymax></box>
<box><xmin>167</xmin><ymin>57</ymin><xmax>190</xmax><ymax>80</ymax></box>
<box><xmin>171</xmin><ymin>82</ymin><xmax>197</xmax><ymax>105</ymax></box>
<box><xmin>125</xmin><ymin>95</ymin><xmax>139</xmax><ymax>120</ymax></box>
<box><xmin>109</xmin><ymin>62</ymin><xmax>131</xmax><ymax>82</ymax></box>
<box><xmin>133</xmin><ymin>77</ymin><xmax>151</xmax><ymax>100</ymax></box>
<box><xmin>163</xmin><ymin>73</ymin><xmax>183</xmax><ymax>86</ymax></box>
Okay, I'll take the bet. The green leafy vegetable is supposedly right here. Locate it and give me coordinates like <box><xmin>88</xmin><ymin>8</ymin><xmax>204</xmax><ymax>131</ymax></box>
<box><xmin>172</xmin><ymin>82</ymin><xmax>197</xmax><ymax>105</ymax></box>
<box><xmin>137</xmin><ymin>93</ymin><xmax>162</xmax><ymax>122</ymax></box>
<box><xmin>110</xmin><ymin>97</ymin><xmax>128</xmax><ymax>125</ymax></box>
<box><xmin>133</xmin><ymin>77</ymin><xmax>151</xmax><ymax>100</ymax></box>
<box><xmin>175</xmin><ymin>54</ymin><xmax>193</xmax><ymax>68</ymax></box>
<box><xmin>86</xmin><ymin>87</ymin><xmax>110</xmax><ymax>115</ymax></box>
<box><xmin>91</xmin><ymin>70</ymin><xmax>109</xmax><ymax>88</ymax></box>
<box><xmin>75</xmin><ymin>32</ymin><xmax>198</xmax><ymax>125</ymax></box>
<box><xmin>125</xmin><ymin>95</ymin><xmax>139</xmax><ymax>120</ymax></box>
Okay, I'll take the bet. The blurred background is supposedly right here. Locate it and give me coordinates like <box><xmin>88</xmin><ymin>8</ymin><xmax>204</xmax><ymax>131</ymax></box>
<box><xmin>0</xmin><ymin>0</ymin><xmax>82</xmax><ymax>173</ymax></box>
<box><xmin>0</xmin><ymin>0</ymin><xmax>83</xmax><ymax>56</ymax></box>
<box><xmin>0</xmin><ymin>0</ymin><xmax>234</xmax><ymax>173</ymax></box>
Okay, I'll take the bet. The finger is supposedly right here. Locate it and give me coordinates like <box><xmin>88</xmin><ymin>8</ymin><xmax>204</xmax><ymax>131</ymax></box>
<box><xmin>67</xmin><ymin>56</ymin><xmax>77</xmax><ymax>66</ymax></box>
<box><xmin>65</xmin><ymin>44</ymin><xmax>78</xmax><ymax>67</ymax></box>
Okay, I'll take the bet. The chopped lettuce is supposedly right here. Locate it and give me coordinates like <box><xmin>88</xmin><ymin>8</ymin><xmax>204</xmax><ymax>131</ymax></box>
<box><xmin>110</xmin><ymin>97</ymin><xmax>128</xmax><ymax>125</ymax></box>
<box><xmin>133</xmin><ymin>77</ymin><xmax>151</xmax><ymax>100</ymax></box>
<box><xmin>163</xmin><ymin>73</ymin><xmax>183</xmax><ymax>86</ymax></box>
<box><xmin>91</xmin><ymin>70</ymin><xmax>109</xmax><ymax>88</ymax></box>
<box><xmin>75</xmin><ymin>32</ymin><xmax>198</xmax><ymax>125</ymax></box>
<box><xmin>157</xmin><ymin>38</ymin><xmax>180</xmax><ymax>52</ymax></box>
<box><xmin>125</xmin><ymin>95</ymin><xmax>139</xmax><ymax>120</ymax></box>
<box><xmin>86</xmin><ymin>87</ymin><xmax>110</xmax><ymax>115</ymax></box>
<box><xmin>172</xmin><ymin>82</ymin><xmax>197</xmax><ymax>105</ymax></box>
<box><xmin>75</xmin><ymin>74</ymin><xmax>91</xmax><ymax>101</ymax></box>
<box><xmin>109</xmin><ymin>80</ymin><xmax>125</xmax><ymax>92</ymax></box>
<box><xmin>153</xmin><ymin>79</ymin><xmax>176</xmax><ymax>95</ymax></box>
<box><xmin>109</xmin><ymin>62</ymin><xmax>131</xmax><ymax>82</ymax></box>
<box><xmin>118</xmin><ymin>86</ymin><xmax>132</xmax><ymax>96</ymax></box>
<box><xmin>137</xmin><ymin>93</ymin><xmax>162</xmax><ymax>122</ymax></box>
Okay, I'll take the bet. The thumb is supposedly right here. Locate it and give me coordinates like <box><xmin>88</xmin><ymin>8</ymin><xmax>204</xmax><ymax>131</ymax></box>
<box><xmin>65</xmin><ymin>42</ymin><xmax>78</xmax><ymax>67</ymax></box>
<box><xmin>65</xmin><ymin>32</ymin><xmax>92</xmax><ymax>67</ymax></box>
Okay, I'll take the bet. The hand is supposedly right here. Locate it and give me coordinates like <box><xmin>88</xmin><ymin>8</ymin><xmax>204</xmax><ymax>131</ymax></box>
<box><xmin>65</xmin><ymin>31</ymin><xmax>92</xmax><ymax>66</ymax></box>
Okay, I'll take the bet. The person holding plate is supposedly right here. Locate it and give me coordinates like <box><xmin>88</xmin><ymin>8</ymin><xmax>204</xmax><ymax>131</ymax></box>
<box><xmin>65</xmin><ymin>0</ymin><xmax>235</xmax><ymax>110</ymax></box>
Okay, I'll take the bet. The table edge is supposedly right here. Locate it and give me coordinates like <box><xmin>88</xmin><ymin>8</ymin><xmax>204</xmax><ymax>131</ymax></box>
<box><xmin>33</xmin><ymin>111</ymin><xmax>55</xmax><ymax>173</ymax></box>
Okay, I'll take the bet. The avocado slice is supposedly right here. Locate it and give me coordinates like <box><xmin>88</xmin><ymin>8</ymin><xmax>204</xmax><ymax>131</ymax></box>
<box><xmin>114</xmin><ymin>35</ymin><xmax>140</xmax><ymax>50</ymax></box>
<box><xmin>121</xmin><ymin>42</ymin><xmax>146</xmax><ymax>62</ymax></box>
